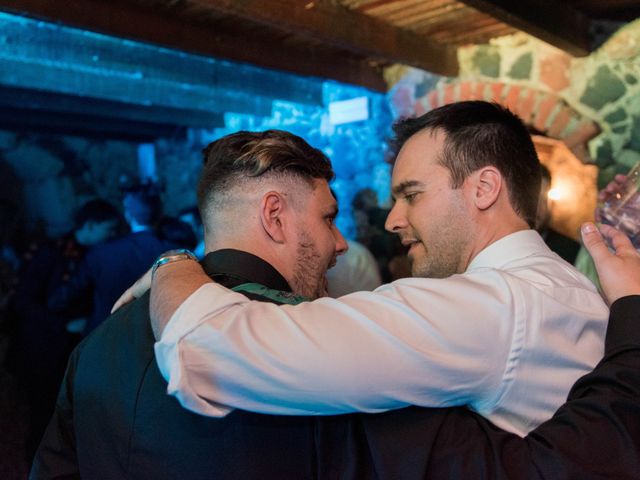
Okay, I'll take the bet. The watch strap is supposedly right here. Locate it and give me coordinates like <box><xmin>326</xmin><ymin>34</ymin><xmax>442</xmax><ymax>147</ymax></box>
<box><xmin>151</xmin><ymin>249</ymin><xmax>198</xmax><ymax>278</ymax></box>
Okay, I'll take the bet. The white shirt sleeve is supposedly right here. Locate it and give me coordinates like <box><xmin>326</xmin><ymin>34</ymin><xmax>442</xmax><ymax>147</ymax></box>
<box><xmin>154</xmin><ymin>270</ymin><xmax>518</xmax><ymax>418</ymax></box>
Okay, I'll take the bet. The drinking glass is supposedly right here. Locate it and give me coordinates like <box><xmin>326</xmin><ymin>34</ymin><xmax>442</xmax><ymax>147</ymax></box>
<box><xmin>599</xmin><ymin>161</ymin><xmax>640</xmax><ymax>249</ymax></box>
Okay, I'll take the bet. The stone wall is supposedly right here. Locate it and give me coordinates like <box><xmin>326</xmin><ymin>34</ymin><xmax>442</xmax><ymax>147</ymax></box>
<box><xmin>169</xmin><ymin>81</ymin><xmax>392</xmax><ymax>240</ymax></box>
<box><xmin>387</xmin><ymin>19</ymin><xmax>640</xmax><ymax>189</ymax></box>
<box><xmin>0</xmin><ymin>131</ymin><xmax>139</xmax><ymax>237</ymax></box>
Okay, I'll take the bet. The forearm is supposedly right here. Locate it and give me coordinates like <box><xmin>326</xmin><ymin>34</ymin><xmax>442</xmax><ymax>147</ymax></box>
<box><xmin>153</xmin><ymin>278</ymin><xmax>509</xmax><ymax>416</ymax></box>
<box><xmin>150</xmin><ymin>259</ymin><xmax>213</xmax><ymax>339</ymax></box>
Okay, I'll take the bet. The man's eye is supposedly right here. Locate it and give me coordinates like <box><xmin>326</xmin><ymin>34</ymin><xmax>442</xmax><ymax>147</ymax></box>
<box><xmin>404</xmin><ymin>193</ymin><xmax>418</xmax><ymax>203</ymax></box>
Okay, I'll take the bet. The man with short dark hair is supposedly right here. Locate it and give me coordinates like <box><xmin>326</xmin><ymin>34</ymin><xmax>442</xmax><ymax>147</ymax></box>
<box><xmin>48</xmin><ymin>185</ymin><xmax>170</xmax><ymax>335</ymax></box>
<box><xmin>31</xmin><ymin>130</ymin><xmax>348</xmax><ymax>479</ymax></box>
<box><xmin>392</xmin><ymin>100</ymin><xmax>542</xmax><ymax>229</ymax></box>
<box><xmin>149</xmin><ymin>102</ymin><xmax>608</xmax><ymax>436</ymax></box>
<box><xmin>72</xmin><ymin>199</ymin><xmax>121</xmax><ymax>247</ymax></box>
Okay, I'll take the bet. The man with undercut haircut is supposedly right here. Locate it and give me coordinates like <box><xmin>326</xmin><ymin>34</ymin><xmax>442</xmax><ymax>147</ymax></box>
<box><xmin>31</xmin><ymin>130</ymin><xmax>350</xmax><ymax>479</ymax></box>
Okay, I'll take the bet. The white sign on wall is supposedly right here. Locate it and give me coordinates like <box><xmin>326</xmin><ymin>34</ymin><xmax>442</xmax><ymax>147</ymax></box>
<box><xmin>328</xmin><ymin>96</ymin><xmax>369</xmax><ymax>125</ymax></box>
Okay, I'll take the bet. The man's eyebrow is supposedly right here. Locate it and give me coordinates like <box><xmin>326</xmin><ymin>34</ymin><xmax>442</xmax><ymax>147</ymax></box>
<box><xmin>392</xmin><ymin>180</ymin><xmax>425</xmax><ymax>197</ymax></box>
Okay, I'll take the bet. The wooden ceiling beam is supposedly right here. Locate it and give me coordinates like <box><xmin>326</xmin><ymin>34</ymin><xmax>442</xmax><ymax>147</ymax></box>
<box><xmin>0</xmin><ymin>17</ymin><xmax>277</xmax><ymax>119</ymax></box>
<box><xmin>0</xmin><ymin>0</ymin><xmax>388</xmax><ymax>91</ymax></box>
<box><xmin>459</xmin><ymin>0</ymin><xmax>591</xmax><ymax>56</ymax></box>
<box><xmin>0</xmin><ymin>86</ymin><xmax>226</xmax><ymax>130</ymax></box>
<box><xmin>0</xmin><ymin>106</ymin><xmax>189</xmax><ymax>141</ymax></box>
<box><xmin>190</xmin><ymin>0</ymin><xmax>458</xmax><ymax>76</ymax></box>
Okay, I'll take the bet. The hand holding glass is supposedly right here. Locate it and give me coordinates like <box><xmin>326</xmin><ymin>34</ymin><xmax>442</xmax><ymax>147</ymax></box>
<box><xmin>599</xmin><ymin>161</ymin><xmax>640</xmax><ymax>249</ymax></box>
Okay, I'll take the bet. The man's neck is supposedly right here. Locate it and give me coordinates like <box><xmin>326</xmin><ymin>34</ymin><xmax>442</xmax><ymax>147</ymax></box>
<box><xmin>202</xmin><ymin>248</ymin><xmax>293</xmax><ymax>295</ymax></box>
<box><xmin>462</xmin><ymin>219</ymin><xmax>530</xmax><ymax>273</ymax></box>
<box><xmin>206</xmin><ymin>239</ymin><xmax>292</xmax><ymax>290</ymax></box>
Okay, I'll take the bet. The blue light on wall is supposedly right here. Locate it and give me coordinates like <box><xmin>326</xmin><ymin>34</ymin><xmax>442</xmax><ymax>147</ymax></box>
<box><xmin>0</xmin><ymin>11</ymin><xmax>393</xmax><ymax>241</ymax></box>
<box><xmin>202</xmin><ymin>84</ymin><xmax>392</xmax><ymax>239</ymax></box>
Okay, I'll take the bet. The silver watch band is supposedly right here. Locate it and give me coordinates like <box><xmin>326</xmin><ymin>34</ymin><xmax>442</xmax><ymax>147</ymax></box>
<box><xmin>151</xmin><ymin>249</ymin><xmax>198</xmax><ymax>278</ymax></box>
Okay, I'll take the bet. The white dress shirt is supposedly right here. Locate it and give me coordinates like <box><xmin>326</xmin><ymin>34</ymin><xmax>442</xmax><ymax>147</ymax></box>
<box><xmin>155</xmin><ymin>230</ymin><xmax>608</xmax><ymax>436</ymax></box>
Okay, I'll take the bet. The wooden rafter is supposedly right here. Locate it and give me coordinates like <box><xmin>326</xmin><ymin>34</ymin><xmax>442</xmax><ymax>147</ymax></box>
<box><xmin>0</xmin><ymin>0</ymin><xmax>394</xmax><ymax>90</ymax></box>
<box><xmin>186</xmin><ymin>0</ymin><xmax>458</xmax><ymax>76</ymax></box>
<box><xmin>459</xmin><ymin>0</ymin><xmax>591</xmax><ymax>56</ymax></box>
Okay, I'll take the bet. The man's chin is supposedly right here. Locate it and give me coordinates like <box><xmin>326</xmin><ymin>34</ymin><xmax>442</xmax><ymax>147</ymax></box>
<box><xmin>409</xmin><ymin>258</ymin><xmax>429</xmax><ymax>278</ymax></box>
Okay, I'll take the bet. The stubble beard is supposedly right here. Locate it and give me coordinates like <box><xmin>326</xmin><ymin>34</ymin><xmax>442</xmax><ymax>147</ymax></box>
<box><xmin>410</xmin><ymin>218</ymin><xmax>469</xmax><ymax>279</ymax></box>
<box><xmin>411</xmin><ymin>244</ymin><xmax>462</xmax><ymax>279</ymax></box>
<box><xmin>291</xmin><ymin>233</ymin><xmax>328</xmax><ymax>300</ymax></box>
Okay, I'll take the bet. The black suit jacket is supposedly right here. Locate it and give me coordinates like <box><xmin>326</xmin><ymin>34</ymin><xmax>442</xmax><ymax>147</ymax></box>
<box><xmin>341</xmin><ymin>296</ymin><xmax>640</xmax><ymax>479</ymax></box>
<box><xmin>32</xmin><ymin>247</ymin><xmax>640</xmax><ymax>479</ymax></box>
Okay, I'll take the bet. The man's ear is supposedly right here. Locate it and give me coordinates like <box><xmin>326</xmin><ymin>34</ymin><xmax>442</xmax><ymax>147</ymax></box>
<box><xmin>470</xmin><ymin>166</ymin><xmax>502</xmax><ymax>211</ymax></box>
<box><xmin>260</xmin><ymin>191</ymin><xmax>287</xmax><ymax>243</ymax></box>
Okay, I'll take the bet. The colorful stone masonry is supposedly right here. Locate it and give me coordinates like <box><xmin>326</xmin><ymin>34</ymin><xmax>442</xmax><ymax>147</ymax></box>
<box><xmin>386</xmin><ymin>19</ymin><xmax>640</xmax><ymax>189</ymax></box>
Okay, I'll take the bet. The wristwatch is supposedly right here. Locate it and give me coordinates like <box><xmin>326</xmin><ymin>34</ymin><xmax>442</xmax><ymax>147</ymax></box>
<box><xmin>151</xmin><ymin>249</ymin><xmax>198</xmax><ymax>278</ymax></box>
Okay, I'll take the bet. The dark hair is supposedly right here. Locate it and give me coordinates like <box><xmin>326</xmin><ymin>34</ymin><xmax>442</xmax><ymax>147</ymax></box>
<box><xmin>74</xmin><ymin>199</ymin><xmax>120</xmax><ymax>229</ymax></box>
<box><xmin>157</xmin><ymin>216</ymin><xmax>197</xmax><ymax>250</ymax></box>
<box><xmin>123</xmin><ymin>185</ymin><xmax>163</xmax><ymax>227</ymax></box>
<box><xmin>197</xmin><ymin>130</ymin><xmax>334</xmax><ymax>216</ymax></box>
<box><xmin>393</xmin><ymin>101</ymin><xmax>541</xmax><ymax>228</ymax></box>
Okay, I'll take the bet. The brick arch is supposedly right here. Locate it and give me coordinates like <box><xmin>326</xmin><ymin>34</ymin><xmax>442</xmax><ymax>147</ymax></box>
<box><xmin>416</xmin><ymin>81</ymin><xmax>601</xmax><ymax>164</ymax></box>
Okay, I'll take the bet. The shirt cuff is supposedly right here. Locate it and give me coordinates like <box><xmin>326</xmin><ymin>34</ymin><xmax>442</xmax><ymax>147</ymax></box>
<box><xmin>153</xmin><ymin>283</ymin><xmax>248</xmax><ymax>417</ymax></box>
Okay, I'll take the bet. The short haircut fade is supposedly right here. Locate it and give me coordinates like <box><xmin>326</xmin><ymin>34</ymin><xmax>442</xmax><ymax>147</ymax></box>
<box><xmin>197</xmin><ymin>130</ymin><xmax>334</xmax><ymax>216</ymax></box>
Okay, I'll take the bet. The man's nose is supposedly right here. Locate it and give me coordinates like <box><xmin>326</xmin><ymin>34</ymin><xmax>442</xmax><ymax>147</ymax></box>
<box><xmin>334</xmin><ymin>227</ymin><xmax>349</xmax><ymax>256</ymax></box>
<box><xmin>385</xmin><ymin>202</ymin><xmax>407</xmax><ymax>233</ymax></box>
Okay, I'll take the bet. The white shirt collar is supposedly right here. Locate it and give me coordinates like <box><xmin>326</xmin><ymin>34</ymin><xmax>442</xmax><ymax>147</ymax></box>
<box><xmin>467</xmin><ymin>229</ymin><xmax>551</xmax><ymax>272</ymax></box>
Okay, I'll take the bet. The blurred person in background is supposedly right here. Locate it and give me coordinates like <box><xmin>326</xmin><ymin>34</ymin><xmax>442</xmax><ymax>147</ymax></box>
<box><xmin>12</xmin><ymin>198</ymin><xmax>120</xmax><ymax>460</ymax></box>
<box><xmin>352</xmin><ymin>187</ymin><xmax>404</xmax><ymax>282</ymax></box>
<box><xmin>326</xmin><ymin>238</ymin><xmax>381</xmax><ymax>297</ymax></box>
<box><xmin>157</xmin><ymin>216</ymin><xmax>197</xmax><ymax>253</ymax></box>
<box><xmin>178</xmin><ymin>206</ymin><xmax>205</xmax><ymax>258</ymax></box>
<box><xmin>47</xmin><ymin>185</ymin><xmax>174</xmax><ymax>336</ymax></box>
